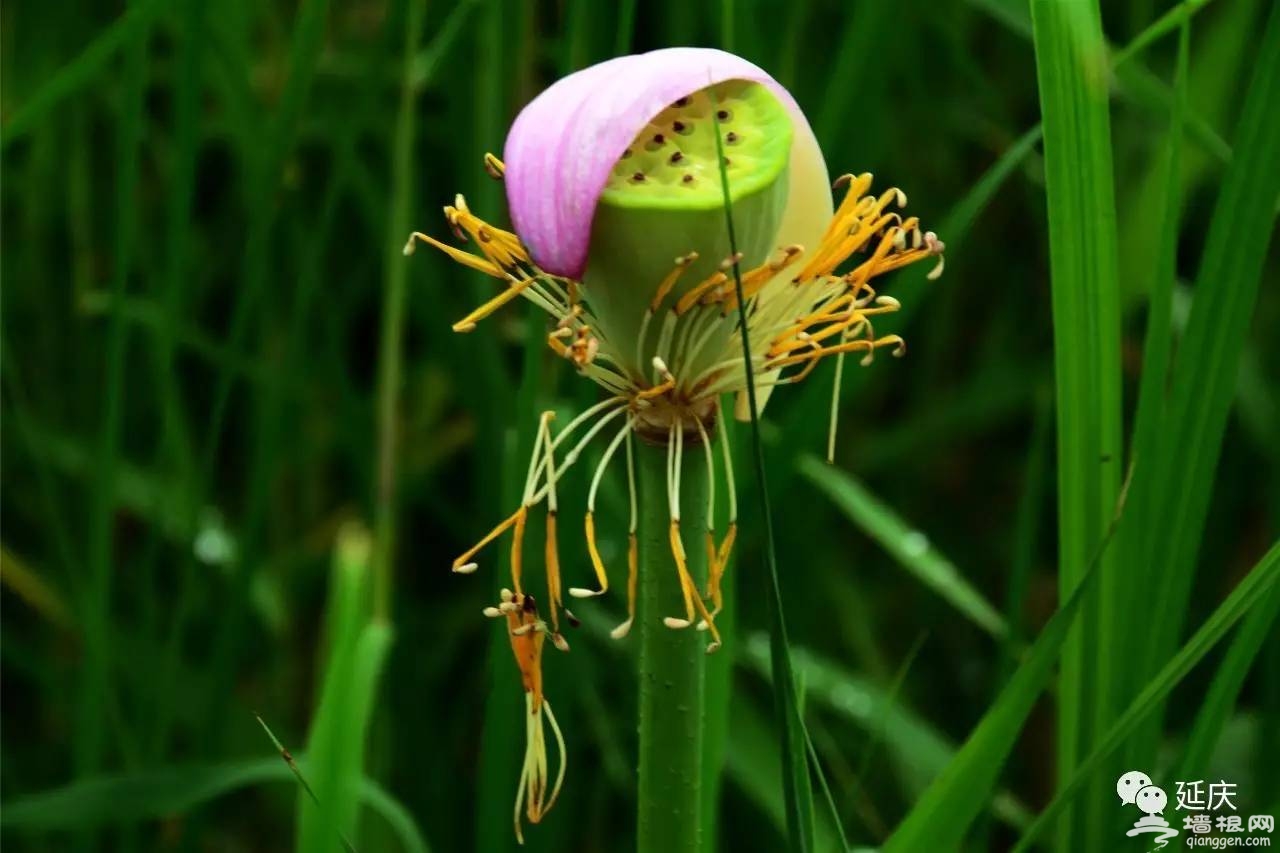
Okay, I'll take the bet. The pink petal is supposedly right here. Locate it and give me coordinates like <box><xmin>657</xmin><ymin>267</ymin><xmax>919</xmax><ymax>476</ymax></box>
<box><xmin>503</xmin><ymin>47</ymin><xmax>823</xmax><ymax>280</ymax></box>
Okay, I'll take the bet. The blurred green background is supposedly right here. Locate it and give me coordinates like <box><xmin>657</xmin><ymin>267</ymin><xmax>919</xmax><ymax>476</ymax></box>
<box><xmin>2</xmin><ymin>0</ymin><xmax>1277</xmax><ymax>851</ymax></box>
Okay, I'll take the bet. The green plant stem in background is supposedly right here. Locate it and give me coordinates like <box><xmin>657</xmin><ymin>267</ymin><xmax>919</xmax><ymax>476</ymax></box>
<box><xmin>1133</xmin><ymin>0</ymin><xmax>1280</xmax><ymax>749</ymax></box>
<box><xmin>713</xmin><ymin>107</ymin><xmax>816</xmax><ymax>853</ymax></box>
<box><xmin>1030</xmin><ymin>1</ymin><xmax>1124</xmax><ymax>849</ymax></box>
<box><xmin>0</xmin><ymin>758</ymin><xmax>429</xmax><ymax>853</ymax></box>
<box><xmin>79</xmin><ymin>0</ymin><xmax>149</xmax><ymax>783</ymax></box>
<box><xmin>372</xmin><ymin>0</ymin><xmax>427</xmax><ymax>621</ymax></box>
<box><xmin>1014</xmin><ymin>541</ymin><xmax>1280</xmax><ymax>852</ymax></box>
<box><xmin>635</xmin><ymin>437</ymin><xmax>708</xmax><ymax>853</ymax></box>
<box><xmin>298</xmin><ymin>523</ymin><xmax>392</xmax><ymax>853</ymax></box>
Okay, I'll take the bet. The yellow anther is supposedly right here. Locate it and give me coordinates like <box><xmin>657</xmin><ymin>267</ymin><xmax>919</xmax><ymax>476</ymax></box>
<box><xmin>579</xmin><ymin>512</ymin><xmax>610</xmax><ymax>597</ymax></box>
<box><xmin>404</xmin><ymin>231</ymin><xmax>504</xmax><ymax>278</ymax></box>
<box><xmin>648</xmin><ymin>252</ymin><xmax>700</xmax><ymax>312</ymax></box>
<box><xmin>610</xmin><ymin>532</ymin><xmax>639</xmax><ymax>639</ymax></box>
<box><xmin>545</xmin><ymin>510</ymin><xmax>562</xmax><ymax>632</ymax></box>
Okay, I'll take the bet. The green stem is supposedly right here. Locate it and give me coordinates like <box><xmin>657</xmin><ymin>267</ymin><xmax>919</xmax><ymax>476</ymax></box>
<box><xmin>636</xmin><ymin>436</ymin><xmax>710</xmax><ymax>853</ymax></box>
<box><xmin>372</xmin><ymin>0</ymin><xmax>426</xmax><ymax>620</ymax></box>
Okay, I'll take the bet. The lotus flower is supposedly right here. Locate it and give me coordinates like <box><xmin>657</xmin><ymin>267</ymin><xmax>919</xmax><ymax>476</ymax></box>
<box><xmin>405</xmin><ymin>46</ymin><xmax>944</xmax><ymax>842</ymax></box>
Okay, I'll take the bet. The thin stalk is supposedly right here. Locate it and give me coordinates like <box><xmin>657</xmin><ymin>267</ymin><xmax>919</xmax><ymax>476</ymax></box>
<box><xmin>719</xmin><ymin>0</ymin><xmax>735</xmax><ymax>52</ymax></box>
<box><xmin>79</xmin><ymin>0</ymin><xmax>149</xmax><ymax>781</ymax></box>
<box><xmin>614</xmin><ymin>0</ymin><xmax>636</xmax><ymax>55</ymax></box>
<box><xmin>636</xmin><ymin>437</ymin><xmax>709</xmax><ymax>853</ymax></box>
<box><xmin>372</xmin><ymin>0</ymin><xmax>428</xmax><ymax>620</ymax></box>
<box><xmin>713</xmin><ymin>99</ymin><xmax>816</xmax><ymax>852</ymax></box>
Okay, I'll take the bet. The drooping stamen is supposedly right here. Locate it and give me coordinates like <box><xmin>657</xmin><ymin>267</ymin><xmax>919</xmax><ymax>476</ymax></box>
<box><xmin>611</xmin><ymin>431</ymin><xmax>640</xmax><ymax>639</ymax></box>
<box><xmin>511</xmin><ymin>506</ymin><xmax>528</xmax><ymax>596</ymax></box>
<box><xmin>661</xmin><ymin>423</ymin><xmax>721</xmax><ymax>650</ymax></box>
<box><xmin>828</xmin><ymin>333</ymin><xmax>848</xmax><ymax>464</ymax></box>
<box><xmin>452</xmin><ymin>507</ymin><xmax>522</xmax><ymax>574</ymax></box>
<box><xmin>539</xmin><ymin>412</ymin><xmax>566</xmax><ymax>636</ymax></box>
<box><xmin>662</xmin><ymin>423</ymin><xmax>692</xmax><ymax>627</ymax></box>
<box><xmin>573</xmin><ymin>417</ymin><xmax>634</xmax><ymax>599</ymax></box>
<box><xmin>707</xmin><ymin>412</ymin><xmax>738</xmax><ymax>618</ymax></box>
<box><xmin>693</xmin><ymin>412</ymin><xmax>717</xmax><ymax>568</ymax></box>
<box><xmin>692</xmin><ymin>412</ymin><xmax>720</xmax><ymax>638</ymax></box>
<box><xmin>527</xmin><ymin>403</ymin><xmax>630</xmax><ymax>505</ymax></box>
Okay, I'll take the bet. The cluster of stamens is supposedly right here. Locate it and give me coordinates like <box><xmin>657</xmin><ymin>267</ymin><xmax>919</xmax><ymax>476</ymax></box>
<box><xmin>404</xmin><ymin>149</ymin><xmax>944</xmax><ymax>842</ymax></box>
<box><xmin>406</xmin><ymin>156</ymin><xmax>944</xmax><ymax>649</ymax></box>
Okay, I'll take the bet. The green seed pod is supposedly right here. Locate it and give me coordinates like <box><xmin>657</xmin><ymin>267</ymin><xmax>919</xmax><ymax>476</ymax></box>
<box><xmin>583</xmin><ymin>81</ymin><xmax>794</xmax><ymax>376</ymax></box>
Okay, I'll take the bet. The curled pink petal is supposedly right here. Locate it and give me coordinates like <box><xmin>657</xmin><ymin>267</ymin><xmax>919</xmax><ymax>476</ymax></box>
<box><xmin>503</xmin><ymin>47</ymin><xmax>824</xmax><ymax>280</ymax></box>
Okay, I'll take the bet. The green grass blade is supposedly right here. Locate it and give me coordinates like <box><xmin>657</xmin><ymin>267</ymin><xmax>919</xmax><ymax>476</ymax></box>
<box><xmin>1111</xmin><ymin>60</ymin><xmax>1231</xmax><ymax>166</ymax></box>
<box><xmin>408</xmin><ymin>0</ymin><xmax>479</xmax><ymax>88</ymax></box>
<box><xmin>882</xmin><ymin>545</ymin><xmax>1097</xmax><ymax>853</ymax></box>
<box><xmin>297</xmin><ymin>525</ymin><xmax>394</xmax><ymax>853</ymax></box>
<box><xmin>1000</xmin><ymin>394</ymin><xmax>1052</xmax><ymax>683</ymax></box>
<box><xmin>766</xmin><ymin>120</ymin><xmax>1041</xmax><ymax>499</ymax></box>
<box><xmin>139</xmin><ymin>0</ymin><xmax>205</xmax><ymax>763</ymax></box>
<box><xmin>740</xmin><ymin>635</ymin><xmax>1033</xmax><ymax>831</ymax></box>
<box><xmin>1029</xmin><ymin>2</ymin><xmax>1124</xmax><ymax>848</ymax></box>
<box><xmin>713</xmin><ymin>99</ymin><xmax>816</xmax><ymax>853</ymax></box>
<box><xmin>201</xmin><ymin>0</ymin><xmax>333</xmax><ymax>754</ymax></box>
<box><xmin>967</xmin><ymin>0</ymin><xmax>1032</xmax><ymax>39</ymax></box>
<box><xmin>813</xmin><ymin>1</ymin><xmax>896</xmax><ymax>144</ymax></box>
<box><xmin>1122</xmin><ymin>13</ymin><xmax>1189</xmax><ymax>612</ymax></box>
<box><xmin>971</xmin><ymin>0</ymin><xmax>1232</xmax><ymax>174</ymax></box>
<box><xmin>0</xmin><ymin>0</ymin><xmax>161</xmax><ymax>147</ymax></box>
<box><xmin>1176</xmin><ymin>579</ymin><xmax>1280</xmax><ymax>780</ymax></box>
<box><xmin>0</xmin><ymin>548</ymin><xmax>74</xmax><ymax>631</ymax></box>
<box><xmin>1112</xmin><ymin>15</ymin><xmax>1193</xmax><ymax>779</ymax></box>
<box><xmin>0</xmin><ymin>761</ymin><xmax>428</xmax><ymax>853</ymax></box>
<box><xmin>1109</xmin><ymin>0</ymin><xmax>1215</xmax><ymax>66</ymax></box>
<box><xmin>372</xmin><ymin>0</ymin><xmax>429</xmax><ymax>621</ymax></box>
<box><xmin>1115</xmin><ymin>0</ymin><xmax>1260</xmax><ymax>318</ymax></box>
<box><xmin>472</xmin><ymin>7</ymin><xmax>538</xmax><ymax>850</ymax></box>
<box><xmin>1014</xmin><ymin>540</ymin><xmax>1280</xmax><ymax>851</ymax></box>
<box><xmin>803</xmin><ymin>730</ymin><xmax>850</xmax><ymax>853</ymax></box>
<box><xmin>197</xmin><ymin>0</ymin><xmax>331</xmax><ymax>475</ymax></box>
<box><xmin>724</xmin><ymin>700</ymin><xmax>839</xmax><ymax>852</ymax></box>
<box><xmin>614</xmin><ymin>0</ymin><xmax>636</xmax><ymax>55</ymax></box>
<box><xmin>0</xmin><ymin>342</ymin><xmax>85</xmax><ymax>606</ymax></box>
<box><xmin>357</xmin><ymin>781</ymin><xmax>432</xmax><ymax>853</ymax></box>
<box><xmin>258</xmin><ymin>717</ymin><xmax>330</xmax><ymax>820</ymax></box>
<box><xmin>78</xmin><ymin>0</ymin><xmax>151</xmax><ymax>780</ymax></box>
<box><xmin>702</xmin><ymin>420</ymin><xmax>738</xmax><ymax>851</ymax></box>
<box><xmin>718</xmin><ymin>0</ymin><xmax>734</xmax><ymax>52</ymax></box>
<box><xmin>0</xmin><ymin>758</ymin><xmax>288</xmax><ymax>829</ymax></box>
<box><xmin>1135</xmin><ymin>1</ymin><xmax>1280</xmax><ymax>730</ymax></box>
<box><xmin>798</xmin><ymin>453</ymin><xmax>1006</xmax><ymax>638</ymax></box>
